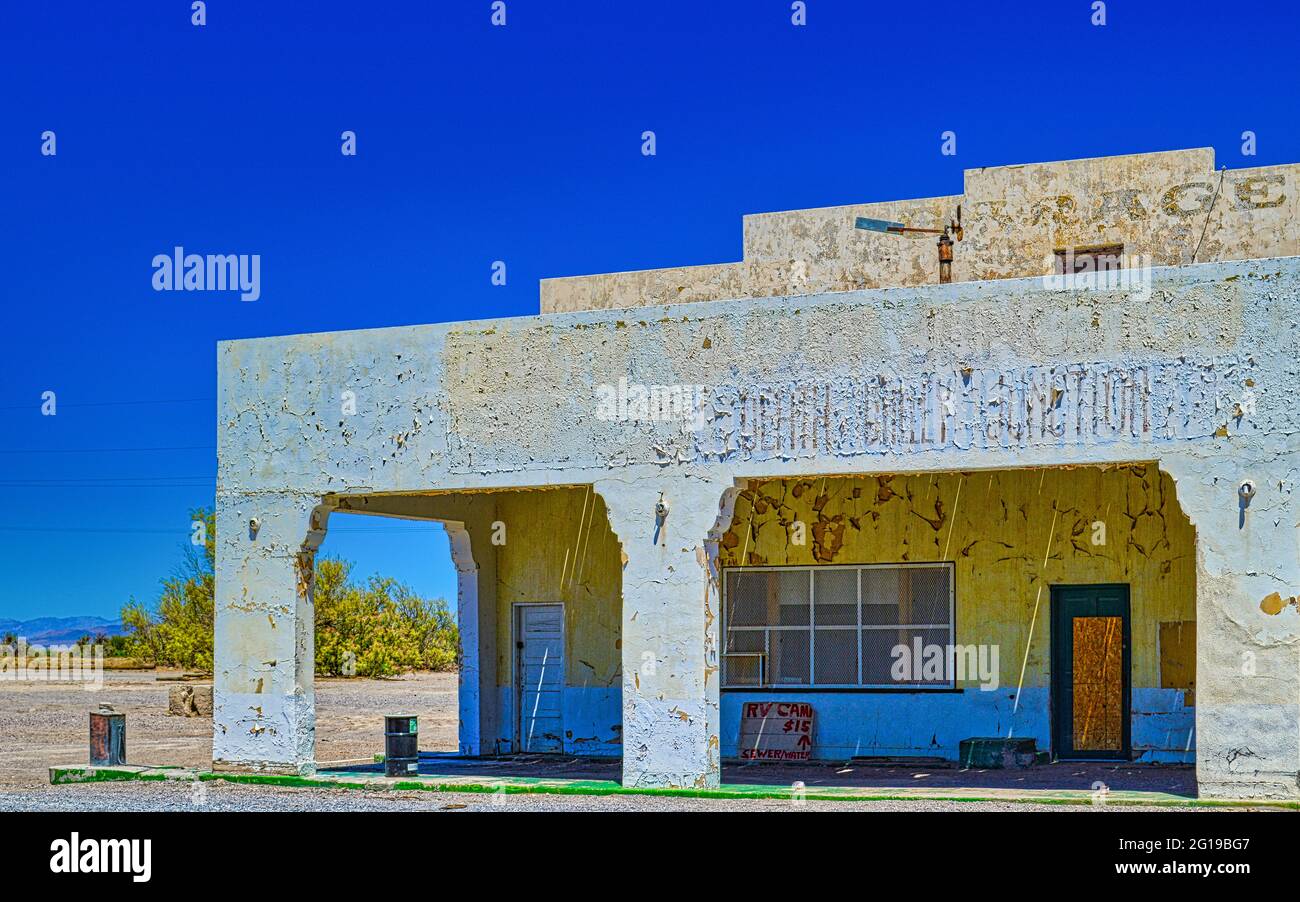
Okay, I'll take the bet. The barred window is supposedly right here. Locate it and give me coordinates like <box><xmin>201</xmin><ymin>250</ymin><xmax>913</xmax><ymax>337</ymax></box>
<box><xmin>721</xmin><ymin>564</ymin><xmax>955</xmax><ymax>689</ymax></box>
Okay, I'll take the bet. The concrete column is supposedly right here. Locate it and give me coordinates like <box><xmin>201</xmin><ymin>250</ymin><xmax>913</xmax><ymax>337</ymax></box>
<box><xmin>1163</xmin><ymin>455</ymin><xmax>1300</xmax><ymax>800</ymax></box>
<box><xmin>212</xmin><ymin>492</ymin><xmax>325</xmax><ymax>775</ymax></box>
<box><xmin>598</xmin><ymin>477</ymin><xmax>727</xmax><ymax>789</ymax></box>
<box><xmin>447</xmin><ymin>522</ymin><xmax>489</xmax><ymax>756</ymax></box>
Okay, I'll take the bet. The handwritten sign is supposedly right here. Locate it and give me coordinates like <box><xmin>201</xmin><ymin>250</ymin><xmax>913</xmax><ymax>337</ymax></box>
<box><xmin>738</xmin><ymin>701</ymin><xmax>814</xmax><ymax>761</ymax></box>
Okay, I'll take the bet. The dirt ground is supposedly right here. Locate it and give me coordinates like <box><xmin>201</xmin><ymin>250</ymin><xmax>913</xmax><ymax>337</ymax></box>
<box><xmin>0</xmin><ymin>669</ymin><xmax>458</xmax><ymax>789</ymax></box>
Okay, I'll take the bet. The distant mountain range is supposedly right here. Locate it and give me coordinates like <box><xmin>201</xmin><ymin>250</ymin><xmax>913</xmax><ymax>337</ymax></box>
<box><xmin>0</xmin><ymin>616</ymin><xmax>127</xmax><ymax>645</ymax></box>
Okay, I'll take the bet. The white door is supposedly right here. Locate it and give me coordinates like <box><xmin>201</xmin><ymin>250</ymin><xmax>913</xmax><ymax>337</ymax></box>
<box><xmin>516</xmin><ymin>604</ymin><xmax>564</xmax><ymax>753</ymax></box>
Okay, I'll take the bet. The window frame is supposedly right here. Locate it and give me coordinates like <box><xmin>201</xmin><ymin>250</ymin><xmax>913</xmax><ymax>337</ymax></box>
<box><xmin>720</xmin><ymin>562</ymin><xmax>957</xmax><ymax>691</ymax></box>
<box><xmin>1054</xmin><ymin>244</ymin><xmax>1125</xmax><ymax>276</ymax></box>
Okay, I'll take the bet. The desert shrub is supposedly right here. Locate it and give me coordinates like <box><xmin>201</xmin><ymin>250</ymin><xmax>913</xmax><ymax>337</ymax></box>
<box><xmin>315</xmin><ymin>562</ymin><xmax>457</xmax><ymax>677</ymax></box>
<box><xmin>121</xmin><ymin>508</ymin><xmax>215</xmax><ymax>669</ymax></box>
<box><xmin>122</xmin><ymin>508</ymin><xmax>456</xmax><ymax>676</ymax></box>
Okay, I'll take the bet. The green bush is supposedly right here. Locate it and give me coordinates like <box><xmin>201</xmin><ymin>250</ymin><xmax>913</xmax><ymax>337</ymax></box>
<box><xmin>122</xmin><ymin>508</ymin><xmax>457</xmax><ymax>676</ymax></box>
<box><xmin>121</xmin><ymin>508</ymin><xmax>215</xmax><ymax>669</ymax></box>
<box><xmin>102</xmin><ymin>634</ymin><xmax>132</xmax><ymax>657</ymax></box>
<box><xmin>314</xmin><ymin>558</ymin><xmax>458</xmax><ymax>677</ymax></box>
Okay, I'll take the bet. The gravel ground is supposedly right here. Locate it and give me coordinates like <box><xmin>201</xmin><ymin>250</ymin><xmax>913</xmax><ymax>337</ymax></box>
<box><xmin>0</xmin><ymin>779</ymin><xmax>1194</xmax><ymax>813</ymax></box>
<box><xmin>0</xmin><ymin>670</ymin><xmax>458</xmax><ymax>790</ymax></box>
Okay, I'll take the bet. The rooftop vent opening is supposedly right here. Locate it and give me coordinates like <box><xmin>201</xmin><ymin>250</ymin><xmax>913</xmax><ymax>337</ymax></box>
<box><xmin>1055</xmin><ymin>244</ymin><xmax>1125</xmax><ymax>275</ymax></box>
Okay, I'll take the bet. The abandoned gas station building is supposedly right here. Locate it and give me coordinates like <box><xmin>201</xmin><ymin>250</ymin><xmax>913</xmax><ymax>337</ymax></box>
<box><xmin>214</xmin><ymin>147</ymin><xmax>1300</xmax><ymax>800</ymax></box>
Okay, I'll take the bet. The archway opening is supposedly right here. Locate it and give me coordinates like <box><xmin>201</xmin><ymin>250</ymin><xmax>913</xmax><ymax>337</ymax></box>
<box><xmin>715</xmin><ymin>463</ymin><xmax>1197</xmax><ymax>797</ymax></box>
<box><xmin>310</xmin><ymin>486</ymin><xmax>625</xmax><ymax>784</ymax></box>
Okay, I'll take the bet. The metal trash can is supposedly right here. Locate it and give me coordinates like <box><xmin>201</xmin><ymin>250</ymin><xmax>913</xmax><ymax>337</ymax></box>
<box><xmin>90</xmin><ymin>710</ymin><xmax>126</xmax><ymax>766</ymax></box>
<box><xmin>384</xmin><ymin>714</ymin><xmax>419</xmax><ymax>777</ymax></box>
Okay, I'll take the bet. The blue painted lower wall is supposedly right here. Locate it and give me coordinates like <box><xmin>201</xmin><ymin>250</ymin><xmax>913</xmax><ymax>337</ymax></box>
<box><xmin>476</xmin><ymin>685</ymin><xmax>1192</xmax><ymax>764</ymax></box>
<box><xmin>721</xmin><ymin>688</ymin><xmax>1194</xmax><ymax>764</ymax></box>
<box><xmin>1131</xmin><ymin>688</ymin><xmax>1197</xmax><ymax>764</ymax></box>
<box><xmin>494</xmin><ymin>685</ymin><xmax>622</xmax><ymax>757</ymax></box>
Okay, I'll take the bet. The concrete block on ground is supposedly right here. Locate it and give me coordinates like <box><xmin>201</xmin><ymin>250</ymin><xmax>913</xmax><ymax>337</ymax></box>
<box><xmin>168</xmin><ymin>684</ymin><xmax>214</xmax><ymax>717</ymax></box>
<box><xmin>959</xmin><ymin>737</ymin><xmax>1039</xmax><ymax>769</ymax></box>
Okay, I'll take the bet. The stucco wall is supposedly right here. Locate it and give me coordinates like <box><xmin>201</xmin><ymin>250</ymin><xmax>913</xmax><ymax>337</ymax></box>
<box><xmin>541</xmin><ymin>148</ymin><xmax>1298</xmax><ymax>312</ymax></box>
<box><xmin>720</xmin><ymin>468</ymin><xmax>1195</xmax><ymax>688</ymax></box>
<box><xmin>493</xmin><ymin>488</ymin><xmax>621</xmax><ymax>689</ymax></box>
<box><xmin>716</xmin><ymin>467</ymin><xmax>1196</xmax><ymax>761</ymax></box>
<box><xmin>492</xmin><ymin>487</ymin><xmax>622</xmax><ymax>756</ymax></box>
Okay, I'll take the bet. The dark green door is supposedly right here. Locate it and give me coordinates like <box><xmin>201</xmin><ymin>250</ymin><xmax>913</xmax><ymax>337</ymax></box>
<box><xmin>1050</xmin><ymin>584</ymin><xmax>1131</xmax><ymax>760</ymax></box>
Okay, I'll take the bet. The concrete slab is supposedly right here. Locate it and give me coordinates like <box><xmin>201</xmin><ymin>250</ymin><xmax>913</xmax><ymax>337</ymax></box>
<box><xmin>323</xmin><ymin>753</ymin><xmax>1197</xmax><ymax>797</ymax></box>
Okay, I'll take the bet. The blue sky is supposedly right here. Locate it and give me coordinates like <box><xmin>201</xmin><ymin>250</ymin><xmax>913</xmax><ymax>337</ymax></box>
<box><xmin>1</xmin><ymin>0</ymin><xmax>1296</xmax><ymax>621</ymax></box>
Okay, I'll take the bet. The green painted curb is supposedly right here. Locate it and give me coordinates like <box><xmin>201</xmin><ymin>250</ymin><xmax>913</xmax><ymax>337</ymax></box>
<box><xmin>50</xmin><ymin>766</ymin><xmax>176</xmax><ymax>786</ymax></box>
<box><xmin>47</xmin><ymin>765</ymin><xmax>1300</xmax><ymax>810</ymax></box>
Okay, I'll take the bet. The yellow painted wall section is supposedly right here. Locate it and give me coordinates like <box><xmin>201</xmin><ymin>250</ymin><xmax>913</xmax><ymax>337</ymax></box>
<box><xmin>718</xmin><ymin>465</ymin><xmax>1195</xmax><ymax>689</ymax></box>
<box><xmin>494</xmin><ymin>487</ymin><xmax>621</xmax><ymax>688</ymax></box>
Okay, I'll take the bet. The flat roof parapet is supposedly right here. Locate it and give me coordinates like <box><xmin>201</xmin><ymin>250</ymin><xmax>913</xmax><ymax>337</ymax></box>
<box><xmin>541</xmin><ymin>148</ymin><xmax>1297</xmax><ymax>313</ymax></box>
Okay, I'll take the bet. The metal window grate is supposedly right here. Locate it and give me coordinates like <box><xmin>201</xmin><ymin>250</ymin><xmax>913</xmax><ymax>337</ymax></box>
<box><xmin>722</xmin><ymin>563</ymin><xmax>954</xmax><ymax>689</ymax></box>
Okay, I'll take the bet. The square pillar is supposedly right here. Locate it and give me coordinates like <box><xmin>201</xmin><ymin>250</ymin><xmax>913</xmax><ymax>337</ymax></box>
<box><xmin>598</xmin><ymin>478</ymin><xmax>724</xmax><ymax>789</ymax></box>
<box><xmin>212</xmin><ymin>493</ymin><xmax>324</xmax><ymax>775</ymax></box>
<box><xmin>1164</xmin><ymin>456</ymin><xmax>1300</xmax><ymax>800</ymax></box>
